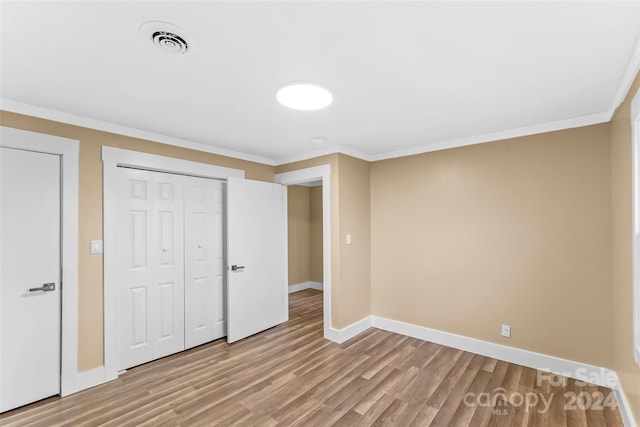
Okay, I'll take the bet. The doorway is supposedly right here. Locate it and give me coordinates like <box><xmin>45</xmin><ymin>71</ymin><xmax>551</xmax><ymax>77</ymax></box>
<box><xmin>274</xmin><ymin>165</ymin><xmax>333</xmax><ymax>340</ymax></box>
<box><xmin>286</xmin><ymin>183</ymin><xmax>324</xmax><ymax>294</ymax></box>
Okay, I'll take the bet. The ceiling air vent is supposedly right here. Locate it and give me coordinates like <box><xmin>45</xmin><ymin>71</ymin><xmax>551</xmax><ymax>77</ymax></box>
<box><xmin>139</xmin><ymin>21</ymin><xmax>195</xmax><ymax>55</ymax></box>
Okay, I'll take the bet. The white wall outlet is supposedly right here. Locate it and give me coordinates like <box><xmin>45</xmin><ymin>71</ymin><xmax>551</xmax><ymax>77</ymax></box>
<box><xmin>501</xmin><ymin>324</ymin><xmax>511</xmax><ymax>338</ymax></box>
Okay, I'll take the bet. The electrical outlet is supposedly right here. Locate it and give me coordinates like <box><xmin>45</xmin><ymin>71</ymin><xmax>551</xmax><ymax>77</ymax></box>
<box><xmin>501</xmin><ymin>324</ymin><xmax>511</xmax><ymax>338</ymax></box>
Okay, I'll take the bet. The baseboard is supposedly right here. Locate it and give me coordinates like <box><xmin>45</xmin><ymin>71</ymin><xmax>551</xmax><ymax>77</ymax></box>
<box><xmin>55</xmin><ymin>313</ymin><xmax>637</xmax><ymax>426</ymax></box>
<box><xmin>324</xmin><ymin>316</ymin><xmax>373</xmax><ymax>344</ymax></box>
<box><xmin>288</xmin><ymin>281</ymin><xmax>323</xmax><ymax>293</ymax></box>
<box><xmin>610</xmin><ymin>372</ymin><xmax>638</xmax><ymax>427</ymax></box>
<box><xmin>372</xmin><ymin>316</ymin><xmax>619</xmax><ymax>387</ymax></box>
<box><xmin>371</xmin><ymin>315</ymin><xmax>639</xmax><ymax>425</ymax></box>
<box><xmin>61</xmin><ymin>366</ymin><xmax>116</xmax><ymax>397</ymax></box>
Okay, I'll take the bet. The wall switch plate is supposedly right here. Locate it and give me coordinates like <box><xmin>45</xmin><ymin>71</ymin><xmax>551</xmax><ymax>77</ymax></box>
<box><xmin>346</xmin><ymin>234</ymin><xmax>352</xmax><ymax>245</ymax></box>
<box><xmin>90</xmin><ymin>240</ymin><xmax>103</xmax><ymax>254</ymax></box>
<box><xmin>501</xmin><ymin>324</ymin><xmax>511</xmax><ymax>338</ymax></box>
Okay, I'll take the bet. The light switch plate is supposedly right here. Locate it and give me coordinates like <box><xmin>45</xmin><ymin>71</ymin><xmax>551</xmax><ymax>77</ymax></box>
<box><xmin>91</xmin><ymin>240</ymin><xmax>103</xmax><ymax>254</ymax></box>
<box><xmin>346</xmin><ymin>234</ymin><xmax>352</xmax><ymax>245</ymax></box>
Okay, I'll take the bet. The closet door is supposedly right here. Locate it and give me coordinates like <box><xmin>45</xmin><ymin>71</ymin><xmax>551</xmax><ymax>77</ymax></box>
<box><xmin>116</xmin><ymin>168</ymin><xmax>185</xmax><ymax>369</ymax></box>
<box><xmin>151</xmin><ymin>172</ymin><xmax>185</xmax><ymax>359</ymax></box>
<box><xmin>184</xmin><ymin>177</ymin><xmax>225</xmax><ymax>348</ymax></box>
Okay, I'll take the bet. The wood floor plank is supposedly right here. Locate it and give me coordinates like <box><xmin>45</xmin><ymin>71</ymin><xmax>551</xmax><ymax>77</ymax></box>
<box><xmin>582</xmin><ymin>382</ymin><xmax>607</xmax><ymax>427</ymax></box>
<box><xmin>0</xmin><ymin>289</ymin><xmax>625</xmax><ymax>427</ymax></box>
<box><xmin>447</xmin><ymin>368</ymin><xmax>492</xmax><ymax>426</ymax></box>
<box><xmin>427</xmin><ymin>353</ymin><xmax>485</xmax><ymax>427</ymax></box>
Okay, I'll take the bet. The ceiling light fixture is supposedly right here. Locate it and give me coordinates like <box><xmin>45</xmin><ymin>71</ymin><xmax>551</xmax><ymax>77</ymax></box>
<box><xmin>139</xmin><ymin>21</ymin><xmax>195</xmax><ymax>54</ymax></box>
<box><xmin>311</xmin><ymin>137</ymin><xmax>328</xmax><ymax>144</ymax></box>
<box><xmin>276</xmin><ymin>82</ymin><xmax>333</xmax><ymax>111</ymax></box>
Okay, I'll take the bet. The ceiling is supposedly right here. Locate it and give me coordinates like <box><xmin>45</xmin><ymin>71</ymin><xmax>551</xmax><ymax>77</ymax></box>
<box><xmin>1</xmin><ymin>1</ymin><xmax>639</xmax><ymax>165</ymax></box>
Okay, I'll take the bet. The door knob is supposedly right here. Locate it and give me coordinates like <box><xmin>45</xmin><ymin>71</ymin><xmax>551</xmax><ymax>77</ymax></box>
<box><xmin>231</xmin><ymin>265</ymin><xmax>245</xmax><ymax>272</ymax></box>
<box><xmin>29</xmin><ymin>282</ymin><xmax>55</xmax><ymax>292</ymax></box>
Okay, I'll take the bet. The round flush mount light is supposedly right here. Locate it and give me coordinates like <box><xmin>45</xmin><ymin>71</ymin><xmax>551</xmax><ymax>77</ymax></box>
<box><xmin>139</xmin><ymin>21</ymin><xmax>196</xmax><ymax>54</ymax></box>
<box><xmin>276</xmin><ymin>82</ymin><xmax>333</xmax><ymax>111</ymax></box>
<box><xmin>311</xmin><ymin>137</ymin><xmax>328</xmax><ymax>144</ymax></box>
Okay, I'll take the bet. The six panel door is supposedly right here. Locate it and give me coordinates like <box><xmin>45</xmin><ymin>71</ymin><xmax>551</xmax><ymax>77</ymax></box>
<box><xmin>184</xmin><ymin>177</ymin><xmax>226</xmax><ymax>348</ymax></box>
<box><xmin>116</xmin><ymin>168</ymin><xmax>225</xmax><ymax>370</ymax></box>
<box><xmin>150</xmin><ymin>172</ymin><xmax>185</xmax><ymax>359</ymax></box>
<box><xmin>116</xmin><ymin>168</ymin><xmax>185</xmax><ymax>369</ymax></box>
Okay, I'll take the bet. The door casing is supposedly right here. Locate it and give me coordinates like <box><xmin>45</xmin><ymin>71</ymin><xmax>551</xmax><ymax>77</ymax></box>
<box><xmin>274</xmin><ymin>165</ymin><xmax>334</xmax><ymax>341</ymax></box>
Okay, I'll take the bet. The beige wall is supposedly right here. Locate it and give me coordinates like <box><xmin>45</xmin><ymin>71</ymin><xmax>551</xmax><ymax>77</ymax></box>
<box><xmin>310</xmin><ymin>186</ymin><xmax>324</xmax><ymax>283</ymax></box>
<box><xmin>336</xmin><ymin>155</ymin><xmax>371</xmax><ymax>327</ymax></box>
<box><xmin>371</xmin><ymin>124</ymin><xmax>613</xmax><ymax>367</ymax></box>
<box><xmin>287</xmin><ymin>185</ymin><xmax>311</xmax><ymax>285</ymax></box>
<box><xmin>0</xmin><ymin>111</ymin><xmax>275</xmax><ymax>372</ymax></box>
<box><xmin>611</xmin><ymin>72</ymin><xmax>640</xmax><ymax>422</ymax></box>
<box><xmin>286</xmin><ymin>185</ymin><xmax>323</xmax><ymax>286</ymax></box>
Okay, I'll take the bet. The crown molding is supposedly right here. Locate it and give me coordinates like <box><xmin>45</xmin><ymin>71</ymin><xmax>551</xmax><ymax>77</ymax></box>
<box><xmin>0</xmin><ymin>99</ymin><xmax>276</xmax><ymax>166</ymax></box>
<box><xmin>273</xmin><ymin>144</ymin><xmax>372</xmax><ymax>166</ymax></box>
<box><xmin>3</xmin><ymin>34</ymin><xmax>639</xmax><ymax>167</ymax></box>
<box><xmin>611</xmin><ymin>36</ymin><xmax>640</xmax><ymax>115</ymax></box>
<box><xmin>367</xmin><ymin>111</ymin><xmax>611</xmax><ymax>162</ymax></box>
<box><xmin>367</xmin><ymin>35</ymin><xmax>640</xmax><ymax>162</ymax></box>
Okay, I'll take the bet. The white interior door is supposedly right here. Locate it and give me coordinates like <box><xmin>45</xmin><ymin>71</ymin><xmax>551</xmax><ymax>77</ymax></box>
<box><xmin>184</xmin><ymin>177</ymin><xmax>225</xmax><ymax>348</ymax></box>
<box><xmin>116</xmin><ymin>168</ymin><xmax>185</xmax><ymax>369</ymax></box>
<box><xmin>0</xmin><ymin>147</ymin><xmax>60</xmax><ymax>412</ymax></box>
<box><xmin>226</xmin><ymin>177</ymin><xmax>287</xmax><ymax>343</ymax></box>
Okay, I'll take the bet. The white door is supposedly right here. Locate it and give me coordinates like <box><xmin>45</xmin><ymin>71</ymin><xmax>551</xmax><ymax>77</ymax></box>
<box><xmin>184</xmin><ymin>177</ymin><xmax>225</xmax><ymax>348</ymax></box>
<box><xmin>0</xmin><ymin>147</ymin><xmax>60</xmax><ymax>412</ymax></box>
<box><xmin>116</xmin><ymin>168</ymin><xmax>185</xmax><ymax>369</ymax></box>
<box><xmin>226</xmin><ymin>177</ymin><xmax>287</xmax><ymax>343</ymax></box>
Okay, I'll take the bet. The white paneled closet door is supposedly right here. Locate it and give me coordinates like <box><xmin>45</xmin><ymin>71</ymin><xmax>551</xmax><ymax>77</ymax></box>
<box><xmin>116</xmin><ymin>168</ymin><xmax>185</xmax><ymax>369</ymax></box>
<box><xmin>152</xmin><ymin>172</ymin><xmax>185</xmax><ymax>359</ymax></box>
<box><xmin>184</xmin><ymin>177</ymin><xmax>226</xmax><ymax>348</ymax></box>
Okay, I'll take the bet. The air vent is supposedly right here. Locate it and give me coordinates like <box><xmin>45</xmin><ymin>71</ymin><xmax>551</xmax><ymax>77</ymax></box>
<box><xmin>150</xmin><ymin>31</ymin><xmax>188</xmax><ymax>54</ymax></box>
<box><xmin>139</xmin><ymin>21</ymin><xmax>195</xmax><ymax>55</ymax></box>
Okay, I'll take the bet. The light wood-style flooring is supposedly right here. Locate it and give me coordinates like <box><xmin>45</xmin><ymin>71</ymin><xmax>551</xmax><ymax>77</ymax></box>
<box><xmin>0</xmin><ymin>289</ymin><xmax>624</xmax><ymax>426</ymax></box>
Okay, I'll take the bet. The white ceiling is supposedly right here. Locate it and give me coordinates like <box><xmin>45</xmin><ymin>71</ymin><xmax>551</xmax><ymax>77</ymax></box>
<box><xmin>2</xmin><ymin>1</ymin><xmax>639</xmax><ymax>165</ymax></box>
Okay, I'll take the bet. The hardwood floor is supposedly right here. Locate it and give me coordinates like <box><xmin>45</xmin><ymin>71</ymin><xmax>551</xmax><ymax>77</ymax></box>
<box><xmin>0</xmin><ymin>289</ymin><xmax>624</xmax><ymax>426</ymax></box>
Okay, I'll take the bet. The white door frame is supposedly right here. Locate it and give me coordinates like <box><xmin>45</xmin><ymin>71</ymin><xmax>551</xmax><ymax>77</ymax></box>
<box><xmin>274</xmin><ymin>165</ymin><xmax>334</xmax><ymax>341</ymax></box>
<box><xmin>0</xmin><ymin>126</ymin><xmax>80</xmax><ymax>396</ymax></box>
<box><xmin>631</xmin><ymin>85</ymin><xmax>640</xmax><ymax>366</ymax></box>
<box><xmin>102</xmin><ymin>147</ymin><xmax>244</xmax><ymax>380</ymax></box>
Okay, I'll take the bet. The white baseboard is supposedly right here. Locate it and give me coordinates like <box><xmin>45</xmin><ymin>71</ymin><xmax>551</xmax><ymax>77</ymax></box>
<box><xmin>288</xmin><ymin>281</ymin><xmax>323</xmax><ymax>293</ymax></box>
<box><xmin>61</xmin><ymin>366</ymin><xmax>116</xmax><ymax>397</ymax></box>
<box><xmin>368</xmin><ymin>315</ymin><xmax>636</xmax><ymax>426</ymax></box>
<box><xmin>324</xmin><ymin>316</ymin><xmax>373</xmax><ymax>344</ymax></box>
<box><xmin>610</xmin><ymin>372</ymin><xmax>638</xmax><ymax>427</ymax></box>
<box><xmin>372</xmin><ymin>316</ymin><xmax>614</xmax><ymax>386</ymax></box>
